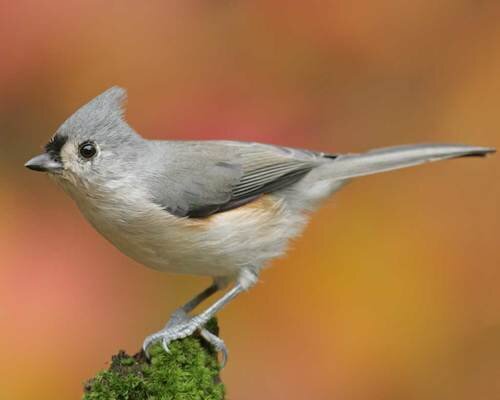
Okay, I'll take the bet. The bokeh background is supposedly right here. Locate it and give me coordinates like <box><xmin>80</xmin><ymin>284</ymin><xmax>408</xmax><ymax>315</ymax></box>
<box><xmin>1</xmin><ymin>1</ymin><xmax>499</xmax><ymax>399</ymax></box>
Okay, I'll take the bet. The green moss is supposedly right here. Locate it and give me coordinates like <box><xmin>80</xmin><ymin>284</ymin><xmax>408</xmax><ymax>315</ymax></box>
<box><xmin>83</xmin><ymin>319</ymin><xmax>225</xmax><ymax>400</ymax></box>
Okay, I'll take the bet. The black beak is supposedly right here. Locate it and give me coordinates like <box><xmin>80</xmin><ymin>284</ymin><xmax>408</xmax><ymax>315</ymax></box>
<box><xmin>25</xmin><ymin>153</ymin><xmax>63</xmax><ymax>173</ymax></box>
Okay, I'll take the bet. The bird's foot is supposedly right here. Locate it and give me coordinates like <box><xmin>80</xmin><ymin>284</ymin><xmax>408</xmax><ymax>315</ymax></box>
<box><xmin>200</xmin><ymin>328</ymin><xmax>228</xmax><ymax>368</ymax></box>
<box><xmin>143</xmin><ymin>311</ymin><xmax>202</xmax><ymax>354</ymax></box>
<box><xmin>142</xmin><ymin>309</ymin><xmax>228</xmax><ymax>367</ymax></box>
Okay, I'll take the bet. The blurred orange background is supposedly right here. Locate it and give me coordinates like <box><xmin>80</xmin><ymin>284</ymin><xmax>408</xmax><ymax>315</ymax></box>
<box><xmin>1</xmin><ymin>1</ymin><xmax>499</xmax><ymax>399</ymax></box>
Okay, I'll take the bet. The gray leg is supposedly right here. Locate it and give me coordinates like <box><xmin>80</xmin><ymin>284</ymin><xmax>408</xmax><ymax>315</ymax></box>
<box><xmin>182</xmin><ymin>282</ymin><xmax>222</xmax><ymax>312</ymax></box>
<box><xmin>165</xmin><ymin>283</ymin><xmax>220</xmax><ymax>327</ymax></box>
<box><xmin>164</xmin><ymin>280</ymin><xmax>230</xmax><ymax>365</ymax></box>
<box><xmin>144</xmin><ymin>268</ymin><xmax>258</xmax><ymax>366</ymax></box>
<box><xmin>143</xmin><ymin>277</ymin><xmax>232</xmax><ymax>363</ymax></box>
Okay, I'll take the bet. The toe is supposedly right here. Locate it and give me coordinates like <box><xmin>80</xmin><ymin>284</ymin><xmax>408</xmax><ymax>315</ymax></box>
<box><xmin>162</xmin><ymin>337</ymin><xmax>172</xmax><ymax>353</ymax></box>
<box><xmin>143</xmin><ymin>316</ymin><xmax>208</xmax><ymax>358</ymax></box>
<box><xmin>219</xmin><ymin>346</ymin><xmax>228</xmax><ymax>368</ymax></box>
<box><xmin>200</xmin><ymin>329</ymin><xmax>229</xmax><ymax>368</ymax></box>
<box><xmin>142</xmin><ymin>335</ymin><xmax>155</xmax><ymax>355</ymax></box>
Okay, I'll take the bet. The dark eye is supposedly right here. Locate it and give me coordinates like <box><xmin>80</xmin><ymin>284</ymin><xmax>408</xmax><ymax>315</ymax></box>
<box><xmin>79</xmin><ymin>142</ymin><xmax>97</xmax><ymax>159</ymax></box>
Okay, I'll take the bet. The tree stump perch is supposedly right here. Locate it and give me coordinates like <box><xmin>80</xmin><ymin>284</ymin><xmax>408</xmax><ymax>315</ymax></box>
<box><xmin>83</xmin><ymin>319</ymin><xmax>225</xmax><ymax>399</ymax></box>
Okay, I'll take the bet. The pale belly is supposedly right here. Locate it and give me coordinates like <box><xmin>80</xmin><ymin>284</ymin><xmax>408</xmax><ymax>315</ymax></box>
<box><xmin>76</xmin><ymin>194</ymin><xmax>309</xmax><ymax>278</ymax></box>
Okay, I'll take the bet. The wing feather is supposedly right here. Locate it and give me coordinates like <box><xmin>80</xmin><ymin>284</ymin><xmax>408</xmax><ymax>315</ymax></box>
<box><xmin>150</xmin><ymin>141</ymin><xmax>332</xmax><ymax>218</ymax></box>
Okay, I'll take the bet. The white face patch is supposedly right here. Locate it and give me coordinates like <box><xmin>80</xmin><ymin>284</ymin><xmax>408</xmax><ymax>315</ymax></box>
<box><xmin>57</xmin><ymin>138</ymin><xmax>99</xmax><ymax>183</ymax></box>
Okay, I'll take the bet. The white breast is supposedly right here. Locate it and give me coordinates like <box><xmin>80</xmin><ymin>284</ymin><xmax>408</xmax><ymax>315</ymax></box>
<box><xmin>61</xmin><ymin>179</ymin><xmax>310</xmax><ymax>278</ymax></box>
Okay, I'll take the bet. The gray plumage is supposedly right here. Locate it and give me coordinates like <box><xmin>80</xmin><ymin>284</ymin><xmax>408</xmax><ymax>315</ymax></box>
<box><xmin>41</xmin><ymin>87</ymin><xmax>494</xmax><ymax>221</ymax></box>
<box><xmin>145</xmin><ymin>140</ymin><xmax>334</xmax><ymax>217</ymax></box>
<box><xmin>25</xmin><ymin>86</ymin><xmax>495</xmax><ymax>364</ymax></box>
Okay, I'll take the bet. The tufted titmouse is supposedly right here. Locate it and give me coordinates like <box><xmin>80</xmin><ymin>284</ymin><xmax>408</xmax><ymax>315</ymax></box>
<box><xmin>25</xmin><ymin>87</ymin><xmax>495</xmax><ymax>365</ymax></box>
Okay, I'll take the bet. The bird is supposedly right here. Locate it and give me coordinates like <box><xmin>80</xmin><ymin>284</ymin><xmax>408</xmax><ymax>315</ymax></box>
<box><xmin>25</xmin><ymin>87</ymin><xmax>495</xmax><ymax>366</ymax></box>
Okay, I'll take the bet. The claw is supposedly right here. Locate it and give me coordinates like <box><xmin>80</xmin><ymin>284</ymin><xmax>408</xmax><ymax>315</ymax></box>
<box><xmin>143</xmin><ymin>309</ymin><xmax>228</xmax><ymax>367</ymax></box>
<box><xmin>200</xmin><ymin>329</ymin><xmax>228</xmax><ymax>368</ymax></box>
<box><xmin>142</xmin><ymin>334</ymin><xmax>158</xmax><ymax>358</ymax></box>
<box><xmin>162</xmin><ymin>336</ymin><xmax>172</xmax><ymax>353</ymax></box>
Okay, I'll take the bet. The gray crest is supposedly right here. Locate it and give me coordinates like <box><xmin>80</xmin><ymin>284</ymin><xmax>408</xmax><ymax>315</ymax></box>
<box><xmin>55</xmin><ymin>86</ymin><xmax>135</xmax><ymax>142</ymax></box>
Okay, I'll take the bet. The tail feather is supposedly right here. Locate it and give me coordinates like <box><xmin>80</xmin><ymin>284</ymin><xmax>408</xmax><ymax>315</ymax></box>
<box><xmin>326</xmin><ymin>144</ymin><xmax>495</xmax><ymax>181</ymax></box>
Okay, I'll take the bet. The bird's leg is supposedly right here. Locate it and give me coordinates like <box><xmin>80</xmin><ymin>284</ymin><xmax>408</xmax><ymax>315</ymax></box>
<box><xmin>143</xmin><ymin>277</ymin><xmax>231</xmax><ymax>363</ymax></box>
<box><xmin>165</xmin><ymin>279</ymin><xmax>231</xmax><ymax>365</ymax></box>
<box><xmin>143</xmin><ymin>268</ymin><xmax>258</xmax><ymax>367</ymax></box>
<box><xmin>165</xmin><ymin>282</ymin><xmax>221</xmax><ymax>328</ymax></box>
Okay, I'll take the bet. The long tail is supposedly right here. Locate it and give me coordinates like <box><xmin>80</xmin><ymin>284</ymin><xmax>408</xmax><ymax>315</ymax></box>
<box><xmin>326</xmin><ymin>144</ymin><xmax>495</xmax><ymax>181</ymax></box>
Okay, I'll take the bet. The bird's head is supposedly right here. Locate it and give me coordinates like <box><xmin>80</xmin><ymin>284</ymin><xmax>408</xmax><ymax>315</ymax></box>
<box><xmin>25</xmin><ymin>87</ymin><xmax>143</xmax><ymax>191</ymax></box>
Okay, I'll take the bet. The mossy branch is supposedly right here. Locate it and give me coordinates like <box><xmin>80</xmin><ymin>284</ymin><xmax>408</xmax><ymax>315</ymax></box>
<box><xmin>83</xmin><ymin>319</ymin><xmax>225</xmax><ymax>400</ymax></box>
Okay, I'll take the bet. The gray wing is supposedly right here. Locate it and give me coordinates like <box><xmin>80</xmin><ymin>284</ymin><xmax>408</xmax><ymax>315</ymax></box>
<box><xmin>149</xmin><ymin>141</ymin><xmax>336</xmax><ymax>218</ymax></box>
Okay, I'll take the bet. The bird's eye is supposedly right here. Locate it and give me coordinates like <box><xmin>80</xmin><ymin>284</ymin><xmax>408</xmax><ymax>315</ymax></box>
<box><xmin>79</xmin><ymin>142</ymin><xmax>97</xmax><ymax>159</ymax></box>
